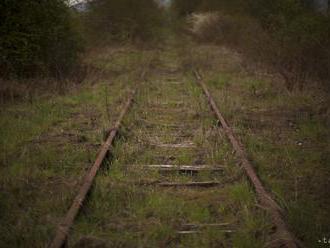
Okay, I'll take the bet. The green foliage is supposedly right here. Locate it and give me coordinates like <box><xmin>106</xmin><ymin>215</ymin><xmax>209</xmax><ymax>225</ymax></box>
<box><xmin>85</xmin><ymin>0</ymin><xmax>164</xmax><ymax>43</ymax></box>
<box><xmin>246</xmin><ymin>0</ymin><xmax>330</xmax><ymax>89</ymax></box>
<box><xmin>249</xmin><ymin>0</ymin><xmax>305</xmax><ymax>27</ymax></box>
<box><xmin>172</xmin><ymin>0</ymin><xmax>249</xmax><ymax>16</ymax></box>
<box><xmin>0</xmin><ymin>0</ymin><xmax>83</xmax><ymax>78</ymax></box>
<box><xmin>172</xmin><ymin>0</ymin><xmax>202</xmax><ymax>17</ymax></box>
<box><xmin>180</xmin><ymin>0</ymin><xmax>330</xmax><ymax>90</ymax></box>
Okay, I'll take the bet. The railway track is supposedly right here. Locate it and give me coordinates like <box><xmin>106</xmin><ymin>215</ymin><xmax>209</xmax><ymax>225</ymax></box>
<box><xmin>49</xmin><ymin>56</ymin><xmax>299</xmax><ymax>247</ymax></box>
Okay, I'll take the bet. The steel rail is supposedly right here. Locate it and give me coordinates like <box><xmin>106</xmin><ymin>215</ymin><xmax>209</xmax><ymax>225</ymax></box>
<box><xmin>194</xmin><ymin>70</ymin><xmax>300</xmax><ymax>248</ymax></box>
<box><xmin>49</xmin><ymin>88</ymin><xmax>136</xmax><ymax>248</ymax></box>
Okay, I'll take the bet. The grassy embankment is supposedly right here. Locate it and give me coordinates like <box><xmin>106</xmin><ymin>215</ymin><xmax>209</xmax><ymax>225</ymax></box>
<box><xmin>0</xmin><ymin>46</ymin><xmax>153</xmax><ymax>247</ymax></box>
<box><xmin>179</xmin><ymin>37</ymin><xmax>329</xmax><ymax>247</ymax></box>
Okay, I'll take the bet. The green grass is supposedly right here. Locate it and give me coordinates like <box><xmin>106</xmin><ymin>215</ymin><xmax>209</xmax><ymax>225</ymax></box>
<box><xmin>69</xmin><ymin>45</ymin><xmax>273</xmax><ymax>247</ymax></box>
<box><xmin>0</xmin><ymin>46</ymin><xmax>148</xmax><ymax>247</ymax></box>
<box><xmin>0</xmin><ymin>84</ymin><xmax>117</xmax><ymax>247</ymax></box>
<box><xmin>194</xmin><ymin>41</ymin><xmax>330</xmax><ymax>247</ymax></box>
<box><xmin>1</xmin><ymin>36</ymin><xmax>310</xmax><ymax>247</ymax></box>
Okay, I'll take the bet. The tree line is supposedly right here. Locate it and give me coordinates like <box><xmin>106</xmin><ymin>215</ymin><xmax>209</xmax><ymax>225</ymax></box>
<box><xmin>1</xmin><ymin>0</ymin><xmax>329</xmax><ymax>91</ymax></box>
<box><xmin>173</xmin><ymin>0</ymin><xmax>330</xmax><ymax>90</ymax></box>
<box><xmin>0</xmin><ymin>0</ymin><xmax>163</xmax><ymax>80</ymax></box>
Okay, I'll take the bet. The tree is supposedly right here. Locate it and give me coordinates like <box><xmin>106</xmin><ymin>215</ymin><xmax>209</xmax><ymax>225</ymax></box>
<box><xmin>311</xmin><ymin>0</ymin><xmax>328</xmax><ymax>14</ymax></box>
<box><xmin>85</xmin><ymin>0</ymin><xmax>163</xmax><ymax>42</ymax></box>
<box><xmin>0</xmin><ymin>0</ymin><xmax>82</xmax><ymax>78</ymax></box>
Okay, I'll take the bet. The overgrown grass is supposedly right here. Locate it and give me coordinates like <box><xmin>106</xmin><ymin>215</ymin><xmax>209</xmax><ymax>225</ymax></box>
<box><xmin>69</xmin><ymin>44</ymin><xmax>273</xmax><ymax>247</ymax></box>
<box><xmin>0</xmin><ymin>47</ymin><xmax>151</xmax><ymax>247</ymax></box>
<box><xmin>1</xmin><ymin>33</ymin><xmax>315</xmax><ymax>247</ymax></box>
<box><xmin>184</xmin><ymin>40</ymin><xmax>330</xmax><ymax>247</ymax></box>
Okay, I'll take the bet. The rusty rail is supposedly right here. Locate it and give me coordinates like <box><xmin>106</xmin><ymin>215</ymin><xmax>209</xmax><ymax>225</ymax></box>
<box><xmin>49</xmin><ymin>88</ymin><xmax>136</xmax><ymax>248</ymax></box>
<box><xmin>194</xmin><ymin>70</ymin><xmax>300</xmax><ymax>248</ymax></box>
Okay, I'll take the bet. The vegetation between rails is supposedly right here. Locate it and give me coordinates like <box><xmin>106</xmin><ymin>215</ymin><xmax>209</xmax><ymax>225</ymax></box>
<box><xmin>69</xmin><ymin>46</ymin><xmax>274</xmax><ymax>247</ymax></box>
<box><xmin>0</xmin><ymin>47</ymin><xmax>154</xmax><ymax>247</ymax></box>
<box><xmin>0</xmin><ymin>1</ymin><xmax>329</xmax><ymax>247</ymax></box>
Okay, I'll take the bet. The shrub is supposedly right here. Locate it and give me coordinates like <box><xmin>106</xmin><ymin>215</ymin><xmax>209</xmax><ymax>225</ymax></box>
<box><xmin>181</xmin><ymin>0</ymin><xmax>330</xmax><ymax>90</ymax></box>
<box><xmin>0</xmin><ymin>0</ymin><xmax>83</xmax><ymax>79</ymax></box>
<box><xmin>84</xmin><ymin>0</ymin><xmax>163</xmax><ymax>44</ymax></box>
<box><xmin>249</xmin><ymin>1</ymin><xmax>330</xmax><ymax>89</ymax></box>
<box><xmin>172</xmin><ymin>0</ymin><xmax>202</xmax><ymax>17</ymax></box>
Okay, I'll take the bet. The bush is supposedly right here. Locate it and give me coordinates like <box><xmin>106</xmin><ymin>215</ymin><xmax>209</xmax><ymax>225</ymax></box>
<box><xmin>84</xmin><ymin>0</ymin><xmax>163</xmax><ymax>44</ymax></box>
<box><xmin>249</xmin><ymin>1</ymin><xmax>330</xmax><ymax>89</ymax></box>
<box><xmin>0</xmin><ymin>0</ymin><xmax>83</xmax><ymax>79</ymax></box>
<box><xmin>172</xmin><ymin>0</ymin><xmax>202</xmax><ymax>17</ymax></box>
<box><xmin>181</xmin><ymin>0</ymin><xmax>330</xmax><ymax>90</ymax></box>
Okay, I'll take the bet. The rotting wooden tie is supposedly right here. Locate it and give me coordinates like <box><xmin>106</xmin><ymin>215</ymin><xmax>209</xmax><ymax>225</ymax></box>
<box><xmin>177</xmin><ymin>230</ymin><xmax>234</xmax><ymax>235</ymax></box>
<box><xmin>151</xmin><ymin>142</ymin><xmax>196</xmax><ymax>148</ymax></box>
<box><xmin>162</xmin><ymin>80</ymin><xmax>183</xmax><ymax>85</ymax></box>
<box><xmin>144</xmin><ymin>122</ymin><xmax>194</xmax><ymax>129</ymax></box>
<box><xmin>144</xmin><ymin>132</ymin><xmax>193</xmax><ymax>138</ymax></box>
<box><xmin>177</xmin><ymin>224</ymin><xmax>234</xmax><ymax>235</ymax></box>
<box><xmin>158</xmin><ymin>181</ymin><xmax>220</xmax><ymax>187</ymax></box>
<box><xmin>147</xmin><ymin>101</ymin><xmax>184</xmax><ymax>107</ymax></box>
<box><xmin>146</xmin><ymin>106</ymin><xmax>189</xmax><ymax>112</ymax></box>
<box><xmin>130</xmin><ymin>164</ymin><xmax>224</xmax><ymax>172</ymax></box>
<box><xmin>182</xmin><ymin>223</ymin><xmax>233</xmax><ymax>229</ymax></box>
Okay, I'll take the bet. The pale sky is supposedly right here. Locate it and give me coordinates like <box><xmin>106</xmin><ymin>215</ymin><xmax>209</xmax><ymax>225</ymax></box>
<box><xmin>68</xmin><ymin>0</ymin><xmax>172</xmax><ymax>7</ymax></box>
<box><xmin>68</xmin><ymin>0</ymin><xmax>86</xmax><ymax>7</ymax></box>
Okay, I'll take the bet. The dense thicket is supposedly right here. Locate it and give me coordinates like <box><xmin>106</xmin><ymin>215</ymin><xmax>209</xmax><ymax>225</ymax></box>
<box><xmin>0</xmin><ymin>0</ymin><xmax>82</xmax><ymax>79</ymax></box>
<box><xmin>249</xmin><ymin>1</ymin><xmax>330</xmax><ymax>89</ymax></box>
<box><xmin>174</xmin><ymin>0</ymin><xmax>330</xmax><ymax>90</ymax></box>
<box><xmin>173</xmin><ymin>0</ymin><xmax>248</xmax><ymax>16</ymax></box>
<box><xmin>84</xmin><ymin>0</ymin><xmax>163</xmax><ymax>44</ymax></box>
